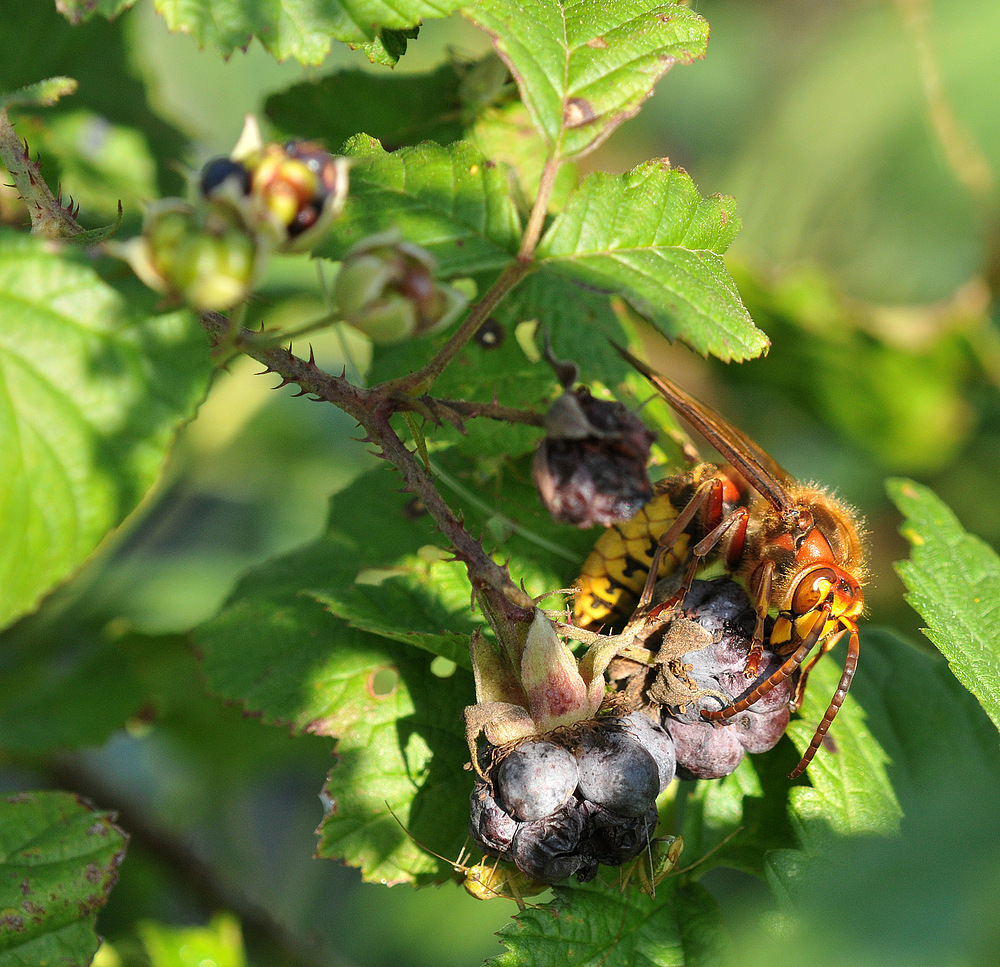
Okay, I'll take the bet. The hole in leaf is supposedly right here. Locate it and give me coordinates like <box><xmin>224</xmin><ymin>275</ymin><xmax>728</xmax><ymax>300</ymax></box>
<box><xmin>430</xmin><ymin>656</ymin><xmax>456</xmax><ymax>678</ymax></box>
<box><xmin>368</xmin><ymin>667</ymin><xmax>399</xmax><ymax>697</ymax></box>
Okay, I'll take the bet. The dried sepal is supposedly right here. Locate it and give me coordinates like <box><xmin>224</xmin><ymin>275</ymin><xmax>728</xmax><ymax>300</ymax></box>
<box><xmin>533</xmin><ymin>381</ymin><xmax>655</xmax><ymax>529</ymax></box>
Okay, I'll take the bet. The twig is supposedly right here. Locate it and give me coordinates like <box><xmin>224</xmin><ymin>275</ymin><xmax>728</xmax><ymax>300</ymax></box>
<box><xmin>0</xmin><ymin>112</ymin><xmax>83</xmax><ymax>237</ymax></box>
<box><xmin>198</xmin><ymin>312</ymin><xmax>536</xmax><ymax>657</ymax></box>
<box><xmin>379</xmin><ymin>259</ymin><xmax>530</xmax><ymax>396</ymax></box>
<box><xmin>49</xmin><ymin>757</ymin><xmax>346</xmax><ymax>967</ymax></box>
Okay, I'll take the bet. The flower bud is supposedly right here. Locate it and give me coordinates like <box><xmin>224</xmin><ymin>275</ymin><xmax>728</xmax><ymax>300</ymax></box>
<box><xmin>334</xmin><ymin>231</ymin><xmax>468</xmax><ymax>343</ymax></box>
<box><xmin>123</xmin><ymin>198</ymin><xmax>262</xmax><ymax>310</ymax></box>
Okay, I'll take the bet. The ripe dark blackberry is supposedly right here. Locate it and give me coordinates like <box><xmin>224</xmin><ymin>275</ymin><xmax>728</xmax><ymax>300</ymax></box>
<box><xmin>494</xmin><ymin>740</ymin><xmax>579</xmax><ymax>822</ymax></box>
<box><xmin>468</xmin><ymin>716</ymin><xmax>673</xmax><ymax>886</ymax></box>
<box><xmin>575</xmin><ymin>728</ymin><xmax>660</xmax><ymax>817</ymax></box>
<box><xmin>650</xmin><ymin>579</ymin><xmax>797</xmax><ymax>779</ymax></box>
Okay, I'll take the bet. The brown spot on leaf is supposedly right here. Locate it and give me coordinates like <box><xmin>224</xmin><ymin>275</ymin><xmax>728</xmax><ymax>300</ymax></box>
<box><xmin>586</xmin><ymin>36</ymin><xmax>607</xmax><ymax>48</ymax></box>
<box><xmin>0</xmin><ymin>913</ymin><xmax>25</xmax><ymax>931</ymax></box>
<box><xmin>563</xmin><ymin>98</ymin><xmax>597</xmax><ymax>129</ymax></box>
<box><xmin>85</xmin><ymin>863</ymin><xmax>102</xmax><ymax>883</ymax></box>
<box><xmin>20</xmin><ymin>879</ymin><xmax>30</xmax><ymax>896</ymax></box>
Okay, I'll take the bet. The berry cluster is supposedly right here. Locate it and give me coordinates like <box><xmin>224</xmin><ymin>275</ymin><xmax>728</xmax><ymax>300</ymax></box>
<box><xmin>644</xmin><ymin>579</ymin><xmax>793</xmax><ymax>780</ymax></box>
<box><xmin>468</xmin><ymin>712</ymin><xmax>675</xmax><ymax>884</ymax></box>
<box><xmin>467</xmin><ymin>579</ymin><xmax>795</xmax><ymax>886</ymax></box>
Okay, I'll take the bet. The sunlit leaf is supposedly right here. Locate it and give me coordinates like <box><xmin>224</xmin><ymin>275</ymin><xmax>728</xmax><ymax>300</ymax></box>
<box><xmin>0</xmin><ymin>232</ymin><xmax>212</xmax><ymax>631</ymax></box>
<box><xmin>888</xmin><ymin>479</ymin><xmax>1000</xmax><ymax>732</ymax></box>
<box><xmin>536</xmin><ymin>162</ymin><xmax>767</xmax><ymax>361</ymax></box>
<box><xmin>466</xmin><ymin>0</ymin><xmax>709</xmax><ymax>160</ymax></box>
<box><xmin>0</xmin><ymin>76</ymin><xmax>77</xmax><ymax>111</ymax></box>
<box><xmin>316</xmin><ymin>137</ymin><xmax>521</xmax><ymax>276</ymax></box>
<box><xmin>139</xmin><ymin>914</ymin><xmax>245</xmax><ymax>967</ymax></box>
<box><xmin>153</xmin><ymin>0</ymin><xmax>462</xmax><ymax>65</ymax></box>
<box><xmin>490</xmin><ymin>879</ymin><xmax>733</xmax><ymax>967</ymax></box>
<box><xmin>55</xmin><ymin>0</ymin><xmax>136</xmax><ymax>23</ymax></box>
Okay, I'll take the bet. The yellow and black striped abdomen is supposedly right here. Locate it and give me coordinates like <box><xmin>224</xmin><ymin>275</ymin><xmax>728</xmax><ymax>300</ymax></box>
<box><xmin>572</xmin><ymin>490</ymin><xmax>690</xmax><ymax>629</ymax></box>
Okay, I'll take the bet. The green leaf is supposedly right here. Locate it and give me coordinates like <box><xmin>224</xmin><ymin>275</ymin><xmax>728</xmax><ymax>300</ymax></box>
<box><xmin>366</xmin><ymin>271</ymin><xmax>627</xmax><ymax>458</ymax></box>
<box><xmin>466</xmin><ymin>0</ymin><xmax>709</xmax><ymax>160</ymax></box>
<box><xmin>0</xmin><ymin>791</ymin><xmax>126</xmax><ymax>966</ymax></box>
<box><xmin>360</xmin><ymin>26</ymin><xmax>420</xmax><ymax>66</ymax></box>
<box><xmin>265</xmin><ymin>64</ymin><xmax>469</xmax><ymax>151</ymax></box>
<box><xmin>888</xmin><ymin>479</ymin><xmax>1000</xmax><ymax>732</ymax></box>
<box><xmin>55</xmin><ymin>0</ymin><xmax>136</xmax><ymax>23</ymax></box>
<box><xmin>782</xmin><ymin>642</ymin><xmax>902</xmax><ymax>847</ymax></box>
<box><xmin>768</xmin><ymin>627</ymin><xmax>1000</xmax><ymax>890</ymax></box>
<box><xmin>309</xmin><ymin>568</ymin><xmax>477</xmax><ymax>670</ymax></box>
<box><xmin>0</xmin><ymin>77</ymin><xmax>77</xmax><ymax>111</ymax></box>
<box><xmin>316</xmin><ymin>137</ymin><xmax>522</xmax><ymax>276</ymax></box>
<box><xmin>472</xmin><ymin>100</ymin><xmax>579</xmax><ymax>211</ymax></box>
<box><xmin>153</xmin><ymin>0</ymin><xmax>462</xmax><ymax>65</ymax></box>
<box><xmin>536</xmin><ymin>162</ymin><xmax>768</xmax><ymax>361</ymax></box>
<box><xmin>140</xmin><ymin>914</ymin><xmax>246</xmax><ymax>967</ymax></box>
<box><xmin>194</xmin><ymin>462</ymin><xmax>591</xmax><ymax>883</ymax></box>
<box><xmin>751</xmin><ymin>628</ymin><xmax>1000</xmax><ymax>966</ymax></box>
<box><xmin>194</xmin><ymin>469</ymin><xmax>478</xmax><ymax>882</ymax></box>
<box><xmin>490</xmin><ymin>879</ymin><xmax>732</xmax><ymax>967</ymax></box>
<box><xmin>0</xmin><ymin>231</ymin><xmax>212</xmax><ymax>631</ymax></box>
<box><xmin>197</xmin><ymin>569</ymin><xmax>474</xmax><ymax>883</ymax></box>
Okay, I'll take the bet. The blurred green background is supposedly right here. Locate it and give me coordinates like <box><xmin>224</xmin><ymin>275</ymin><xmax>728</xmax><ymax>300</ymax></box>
<box><xmin>3</xmin><ymin>0</ymin><xmax>999</xmax><ymax>964</ymax></box>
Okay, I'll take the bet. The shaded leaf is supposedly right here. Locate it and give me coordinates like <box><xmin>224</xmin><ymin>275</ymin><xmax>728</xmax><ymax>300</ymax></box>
<box><xmin>356</xmin><ymin>25</ymin><xmax>420</xmax><ymax>66</ymax></box>
<box><xmin>309</xmin><ymin>567</ymin><xmax>477</xmax><ymax>670</ymax></box>
<box><xmin>367</xmin><ymin>271</ymin><xmax>627</xmax><ymax>458</ymax></box>
<box><xmin>536</xmin><ymin>162</ymin><xmax>767</xmax><ymax>361</ymax></box>
<box><xmin>316</xmin><ymin>137</ymin><xmax>521</xmax><ymax>276</ymax></box>
<box><xmin>0</xmin><ymin>791</ymin><xmax>126</xmax><ymax>966</ymax></box>
<box><xmin>751</xmin><ymin>628</ymin><xmax>1000</xmax><ymax>967</ymax></box>
<box><xmin>265</xmin><ymin>64</ymin><xmax>468</xmax><ymax>151</ymax></box>
<box><xmin>888</xmin><ymin>479</ymin><xmax>1000</xmax><ymax>733</ymax></box>
<box><xmin>153</xmin><ymin>0</ymin><xmax>461</xmax><ymax>66</ymax></box>
<box><xmin>0</xmin><ymin>232</ymin><xmax>212</xmax><ymax>631</ymax></box>
<box><xmin>0</xmin><ymin>616</ymin><xmax>188</xmax><ymax>754</ymax></box>
<box><xmin>490</xmin><ymin>879</ymin><xmax>732</xmax><ymax>967</ymax></box>
<box><xmin>472</xmin><ymin>100</ymin><xmax>579</xmax><ymax>211</ymax></box>
<box><xmin>466</xmin><ymin>0</ymin><xmax>709</xmax><ymax>160</ymax></box>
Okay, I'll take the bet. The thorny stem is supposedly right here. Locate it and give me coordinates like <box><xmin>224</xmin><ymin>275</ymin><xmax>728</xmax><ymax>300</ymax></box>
<box><xmin>199</xmin><ymin>311</ymin><xmax>536</xmax><ymax>654</ymax></box>
<box><xmin>0</xmin><ymin>111</ymin><xmax>83</xmax><ymax>238</ymax></box>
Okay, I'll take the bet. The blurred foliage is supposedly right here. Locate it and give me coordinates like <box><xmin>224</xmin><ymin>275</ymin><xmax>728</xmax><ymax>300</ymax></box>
<box><xmin>1</xmin><ymin>0</ymin><xmax>1000</xmax><ymax>965</ymax></box>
